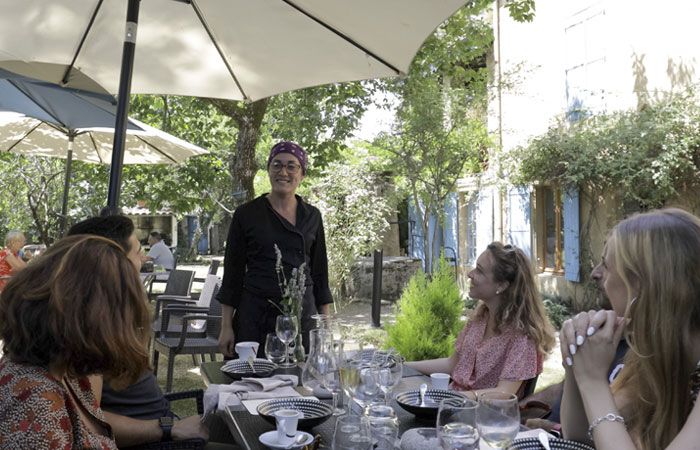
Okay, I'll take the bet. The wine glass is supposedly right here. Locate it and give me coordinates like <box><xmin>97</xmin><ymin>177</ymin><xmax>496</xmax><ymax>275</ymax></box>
<box><xmin>332</xmin><ymin>415</ymin><xmax>373</xmax><ymax>450</ymax></box>
<box><xmin>275</xmin><ymin>314</ymin><xmax>298</xmax><ymax>369</ymax></box>
<box><xmin>319</xmin><ymin>344</ymin><xmax>345</xmax><ymax>415</ymax></box>
<box><xmin>264</xmin><ymin>332</ymin><xmax>286</xmax><ymax>365</ymax></box>
<box><xmin>476</xmin><ymin>392</ymin><xmax>520</xmax><ymax>449</ymax></box>
<box><xmin>339</xmin><ymin>358</ymin><xmax>362</xmax><ymax>415</ymax></box>
<box><xmin>436</xmin><ymin>398</ymin><xmax>480</xmax><ymax>450</ymax></box>
<box><xmin>371</xmin><ymin>350</ymin><xmax>403</xmax><ymax>405</ymax></box>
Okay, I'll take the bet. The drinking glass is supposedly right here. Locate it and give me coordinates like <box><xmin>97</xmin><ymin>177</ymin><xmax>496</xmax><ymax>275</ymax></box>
<box><xmin>371</xmin><ymin>350</ymin><xmax>403</xmax><ymax>405</ymax></box>
<box><xmin>436</xmin><ymin>398</ymin><xmax>480</xmax><ymax>450</ymax></box>
<box><xmin>476</xmin><ymin>392</ymin><xmax>520</xmax><ymax>449</ymax></box>
<box><xmin>339</xmin><ymin>359</ymin><xmax>362</xmax><ymax>414</ymax></box>
<box><xmin>275</xmin><ymin>315</ymin><xmax>298</xmax><ymax>369</ymax></box>
<box><xmin>264</xmin><ymin>333</ymin><xmax>286</xmax><ymax>365</ymax></box>
<box><xmin>332</xmin><ymin>415</ymin><xmax>372</xmax><ymax>450</ymax></box>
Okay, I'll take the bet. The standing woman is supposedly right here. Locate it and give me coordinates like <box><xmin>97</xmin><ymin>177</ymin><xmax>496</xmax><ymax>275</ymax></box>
<box><xmin>407</xmin><ymin>242</ymin><xmax>555</xmax><ymax>399</ymax></box>
<box><xmin>560</xmin><ymin>208</ymin><xmax>700</xmax><ymax>449</ymax></box>
<box><xmin>217</xmin><ymin>141</ymin><xmax>333</xmax><ymax>358</ymax></box>
<box><xmin>0</xmin><ymin>231</ymin><xmax>28</xmax><ymax>292</ymax></box>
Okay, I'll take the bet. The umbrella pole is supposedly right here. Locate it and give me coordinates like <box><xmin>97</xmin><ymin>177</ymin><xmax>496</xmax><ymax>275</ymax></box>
<box><xmin>60</xmin><ymin>137</ymin><xmax>75</xmax><ymax>236</ymax></box>
<box><xmin>106</xmin><ymin>0</ymin><xmax>141</xmax><ymax>214</ymax></box>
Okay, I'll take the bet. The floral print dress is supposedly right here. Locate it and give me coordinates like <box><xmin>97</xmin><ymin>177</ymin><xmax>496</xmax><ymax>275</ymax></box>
<box><xmin>0</xmin><ymin>358</ymin><xmax>116</xmax><ymax>450</ymax></box>
<box><xmin>450</xmin><ymin>314</ymin><xmax>542</xmax><ymax>396</ymax></box>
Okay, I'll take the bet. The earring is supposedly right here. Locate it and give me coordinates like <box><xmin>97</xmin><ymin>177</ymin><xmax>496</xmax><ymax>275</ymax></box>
<box><xmin>495</xmin><ymin>290</ymin><xmax>501</xmax><ymax>295</ymax></box>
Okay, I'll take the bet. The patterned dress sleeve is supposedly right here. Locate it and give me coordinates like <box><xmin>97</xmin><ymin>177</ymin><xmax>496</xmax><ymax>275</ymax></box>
<box><xmin>499</xmin><ymin>330</ymin><xmax>540</xmax><ymax>382</ymax></box>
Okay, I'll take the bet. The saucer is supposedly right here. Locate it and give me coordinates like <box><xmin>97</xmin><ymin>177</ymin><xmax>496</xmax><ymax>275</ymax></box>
<box><xmin>258</xmin><ymin>431</ymin><xmax>314</xmax><ymax>450</ymax></box>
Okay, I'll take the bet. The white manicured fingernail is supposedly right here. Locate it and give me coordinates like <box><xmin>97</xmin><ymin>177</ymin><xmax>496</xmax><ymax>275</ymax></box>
<box><xmin>569</xmin><ymin>344</ymin><xmax>577</xmax><ymax>355</ymax></box>
<box><xmin>566</xmin><ymin>357</ymin><xmax>573</xmax><ymax>366</ymax></box>
<box><xmin>576</xmin><ymin>335</ymin><xmax>585</xmax><ymax>346</ymax></box>
<box><xmin>587</xmin><ymin>327</ymin><xmax>595</xmax><ymax>336</ymax></box>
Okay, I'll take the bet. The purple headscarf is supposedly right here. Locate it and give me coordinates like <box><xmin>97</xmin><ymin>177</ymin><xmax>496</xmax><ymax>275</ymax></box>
<box><xmin>267</xmin><ymin>141</ymin><xmax>307</xmax><ymax>174</ymax></box>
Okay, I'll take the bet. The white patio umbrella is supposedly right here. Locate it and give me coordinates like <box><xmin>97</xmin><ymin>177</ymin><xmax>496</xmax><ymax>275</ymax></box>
<box><xmin>0</xmin><ymin>0</ymin><xmax>467</xmax><ymax>209</ymax></box>
<box><xmin>0</xmin><ymin>69</ymin><xmax>208</xmax><ymax>232</ymax></box>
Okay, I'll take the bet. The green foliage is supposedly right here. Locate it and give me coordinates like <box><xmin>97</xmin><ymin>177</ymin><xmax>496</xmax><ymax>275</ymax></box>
<box><xmin>507</xmin><ymin>90</ymin><xmax>700</xmax><ymax>209</ymax></box>
<box><xmin>308</xmin><ymin>152</ymin><xmax>393</xmax><ymax>299</ymax></box>
<box><xmin>541</xmin><ymin>295</ymin><xmax>572</xmax><ymax>329</ymax></box>
<box><xmin>386</xmin><ymin>257</ymin><xmax>465</xmax><ymax>360</ymax></box>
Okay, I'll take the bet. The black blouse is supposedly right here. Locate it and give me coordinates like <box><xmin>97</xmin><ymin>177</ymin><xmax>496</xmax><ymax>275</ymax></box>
<box><xmin>216</xmin><ymin>194</ymin><xmax>333</xmax><ymax>310</ymax></box>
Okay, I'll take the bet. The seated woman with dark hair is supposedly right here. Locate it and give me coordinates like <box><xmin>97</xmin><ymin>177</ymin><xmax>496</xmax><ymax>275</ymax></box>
<box><xmin>407</xmin><ymin>242</ymin><xmax>556</xmax><ymax>399</ymax></box>
<box><xmin>0</xmin><ymin>235</ymin><xmax>151</xmax><ymax>449</ymax></box>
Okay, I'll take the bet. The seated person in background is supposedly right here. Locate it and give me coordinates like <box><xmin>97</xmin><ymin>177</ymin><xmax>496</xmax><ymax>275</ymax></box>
<box><xmin>407</xmin><ymin>242</ymin><xmax>556</xmax><ymax>400</ymax></box>
<box><xmin>67</xmin><ymin>216</ymin><xmax>212</xmax><ymax>448</ymax></box>
<box><xmin>0</xmin><ymin>235</ymin><xmax>151</xmax><ymax>449</ymax></box>
<box><xmin>0</xmin><ymin>230</ymin><xmax>28</xmax><ymax>291</ymax></box>
<box><xmin>560</xmin><ymin>208</ymin><xmax>700</xmax><ymax>449</ymax></box>
<box><xmin>141</xmin><ymin>231</ymin><xmax>175</xmax><ymax>270</ymax></box>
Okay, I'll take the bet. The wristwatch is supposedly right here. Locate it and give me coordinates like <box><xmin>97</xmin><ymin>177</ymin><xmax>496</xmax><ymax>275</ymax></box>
<box><xmin>159</xmin><ymin>416</ymin><xmax>174</xmax><ymax>441</ymax></box>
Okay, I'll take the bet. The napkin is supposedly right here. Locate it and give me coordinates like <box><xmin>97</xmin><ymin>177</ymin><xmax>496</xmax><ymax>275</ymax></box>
<box><xmin>203</xmin><ymin>374</ymin><xmax>300</xmax><ymax>414</ymax></box>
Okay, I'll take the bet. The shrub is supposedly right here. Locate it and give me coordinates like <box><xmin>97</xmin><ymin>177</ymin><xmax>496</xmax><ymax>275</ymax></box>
<box><xmin>386</xmin><ymin>256</ymin><xmax>465</xmax><ymax>360</ymax></box>
<box><xmin>542</xmin><ymin>295</ymin><xmax>572</xmax><ymax>329</ymax></box>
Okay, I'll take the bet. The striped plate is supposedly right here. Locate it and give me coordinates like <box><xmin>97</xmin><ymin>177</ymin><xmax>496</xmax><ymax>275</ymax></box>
<box><xmin>257</xmin><ymin>398</ymin><xmax>333</xmax><ymax>429</ymax></box>
<box><xmin>509</xmin><ymin>437</ymin><xmax>595</xmax><ymax>450</ymax></box>
<box><xmin>395</xmin><ymin>389</ymin><xmax>467</xmax><ymax>419</ymax></box>
<box><xmin>220</xmin><ymin>358</ymin><xmax>276</xmax><ymax>379</ymax></box>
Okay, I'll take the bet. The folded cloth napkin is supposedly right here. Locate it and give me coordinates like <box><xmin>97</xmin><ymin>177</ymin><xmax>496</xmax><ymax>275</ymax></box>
<box><xmin>203</xmin><ymin>374</ymin><xmax>299</xmax><ymax>414</ymax></box>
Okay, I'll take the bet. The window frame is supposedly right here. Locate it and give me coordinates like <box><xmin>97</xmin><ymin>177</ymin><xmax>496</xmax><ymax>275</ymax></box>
<box><xmin>534</xmin><ymin>185</ymin><xmax>565</xmax><ymax>273</ymax></box>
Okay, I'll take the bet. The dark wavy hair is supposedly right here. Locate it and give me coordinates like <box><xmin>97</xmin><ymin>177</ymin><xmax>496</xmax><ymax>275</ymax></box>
<box><xmin>0</xmin><ymin>235</ymin><xmax>150</xmax><ymax>388</ymax></box>
<box><xmin>68</xmin><ymin>215</ymin><xmax>135</xmax><ymax>253</ymax></box>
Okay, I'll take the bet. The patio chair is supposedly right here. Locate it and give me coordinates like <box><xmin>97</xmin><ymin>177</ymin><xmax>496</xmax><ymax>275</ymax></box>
<box><xmin>521</xmin><ymin>375</ymin><xmax>539</xmax><ymax>399</ymax></box>
<box><xmin>152</xmin><ymin>291</ymin><xmax>223</xmax><ymax>393</ymax></box>
<box><xmin>148</xmin><ymin>269</ymin><xmax>195</xmax><ymax>303</ymax></box>
<box><xmin>193</xmin><ymin>259</ymin><xmax>220</xmax><ymax>283</ymax></box>
<box><xmin>121</xmin><ymin>389</ymin><xmax>206</xmax><ymax>450</ymax></box>
<box><xmin>152</xmin><ymin>274</ymin><xmax>221</xmax><ymax>338</ymax></box>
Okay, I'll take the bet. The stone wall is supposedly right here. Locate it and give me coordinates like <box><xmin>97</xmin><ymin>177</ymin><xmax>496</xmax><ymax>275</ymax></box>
<box><xmin>346</xmin><ymin>256</ymin><xmax>423</xmax><ymax>303</ymax></box>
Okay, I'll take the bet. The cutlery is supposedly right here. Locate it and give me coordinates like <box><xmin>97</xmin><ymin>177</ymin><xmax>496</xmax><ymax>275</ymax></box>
<box><xmin>538</xmin><ymin>431</ymin><xmax>551</xmax><ymax>450</ymax></box>
<box><xmin>284</xmin><ymin>432</ymin><xmax>308</xmax><ymax>449</ymax></box>
<box><xmin>247</xmin><ymin>355</ymin><xmax>256</xmax><ymax>373</ymax></box>
<box><xmin>419</xmin><ymin>383</ymin><xmax>428</xmax><ymax>407</ymax></box>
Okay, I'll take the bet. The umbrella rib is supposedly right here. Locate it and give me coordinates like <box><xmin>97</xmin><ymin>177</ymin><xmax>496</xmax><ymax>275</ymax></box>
<box><xmin>62</xmin><ymin>0</ymin><xmax>105</xmax><ymax>86</ymax></box>
<box><xmin>190</xmin><ymin>0</ymin><xmax>249</xmax><ymax>100</ymax></box>
<box><xmin>280</xmin><ymin>0</ymin><xmax>403</xmax><ymax>76</ymax></box>
<box><xmin>6</xmin><ymin>79</ymin><xmax>68</xmax><ymax>128</ymax></box>
<box><xmin>86</xmin><ymin>132</ymin><xmax>105</xmax><ymax>164</ymax></box>
<box><xmin>133</xmin><ymin>134</ymin><xmax>179</xmax><ymax>164</ymax></box>
<box><xmin>4</xmin><ymin>121</ymin><xmax>45</xmax><ymax>153</ymax></box>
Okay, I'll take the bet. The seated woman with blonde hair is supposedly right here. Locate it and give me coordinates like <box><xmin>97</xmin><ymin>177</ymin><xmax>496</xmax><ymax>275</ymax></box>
<box><xmin>0</xmin><ymin>230</ymin><xmax>28</xmax><ymax>291</ymax></box>
<box><xmin>407</xmin><ymin>242</ymin><xmax>555</xmax><ymax>400</ymax></box>
<box><xmin>560</xmin><ymin>208</ymin><xmax>700</xmax><ymax>449</ymax></box>
<box><xmin>0</xmin><ymin>235</ymin><xmax>151</xmax><ymax>449</ymax></box>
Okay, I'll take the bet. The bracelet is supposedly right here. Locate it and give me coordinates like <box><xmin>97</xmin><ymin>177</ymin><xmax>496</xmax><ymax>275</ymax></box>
<box><xmin>588</xmin><ymin>412</ymin><xmax>625</xmax><ymax>439</ymax></box>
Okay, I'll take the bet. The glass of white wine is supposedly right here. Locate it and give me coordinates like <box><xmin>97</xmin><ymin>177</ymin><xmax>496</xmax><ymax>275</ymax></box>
<box><xmin>339</xmin><ymin>359</ymin><xmax>362</xmax><ymax>414</ymax></box>
<box><xmin>476</xmin><ymin>392</ymin><xmax>520</xmax><ymax>449</ymax></box>
<box><xmin>436</xmin><ymin>398</ymin><xmax>480</xmax><ymax>450</ymax></box>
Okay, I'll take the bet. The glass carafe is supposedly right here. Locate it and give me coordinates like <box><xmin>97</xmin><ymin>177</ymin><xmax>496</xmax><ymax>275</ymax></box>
<box><xmin>301</xmin><ymin>328</ymin><xmax>333</xmax><ymax>391</ymax></box>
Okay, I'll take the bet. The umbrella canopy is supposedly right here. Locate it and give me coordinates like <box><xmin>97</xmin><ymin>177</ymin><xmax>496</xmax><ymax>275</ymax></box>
<box><xmin>0</xmin><ymin>0</ymin><xmax>467</xmax><ymax>210</ymax></box>
<box><xmin>0</xmin><ymin>0</ymin><xmax>466</xmax><ymax>101</ymax></box>
<box><xmin>0</xmin><ymin>69</ymin><xmax>208</xmax><ymax>231</ymax></box>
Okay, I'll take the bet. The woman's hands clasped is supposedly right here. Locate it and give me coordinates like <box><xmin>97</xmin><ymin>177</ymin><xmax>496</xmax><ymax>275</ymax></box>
<box><xmin>560</xmin><ymin>310</ymin><xmax>626</xmax><ymax>385</ymax></box>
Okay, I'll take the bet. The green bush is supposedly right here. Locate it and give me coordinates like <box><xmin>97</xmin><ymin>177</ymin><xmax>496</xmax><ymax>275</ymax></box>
<box><xmin>386</xmin><ymin>257</ymin><xmax>465</xmax><ymax>360</ymax></box>
<box><xmin>542</xmin><ymin>295</ymin><xmax>572</xmax><ymax>329</ymax></box>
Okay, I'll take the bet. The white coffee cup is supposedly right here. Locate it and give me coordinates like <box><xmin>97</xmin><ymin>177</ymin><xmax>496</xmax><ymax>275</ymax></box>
<box><xmin>235</xmin><ymin>341</ymin><xmax>259</xmax><ymax>361</ymax></box>
<box><xmin>275</xmin><ymin>409</ymin><xmax>302</xmax><ymax>446</ymax></box>
<box><xmin>430</xmin><ymin>372</ymin><xmax>450</xmax><ymax>390</ymax></box>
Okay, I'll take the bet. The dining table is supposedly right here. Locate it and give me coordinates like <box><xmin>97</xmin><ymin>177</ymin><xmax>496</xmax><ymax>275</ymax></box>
<box><xmin>199</xmin><ymin>360</ymin><xmax>545</xmax><ymax>450</ymax></box>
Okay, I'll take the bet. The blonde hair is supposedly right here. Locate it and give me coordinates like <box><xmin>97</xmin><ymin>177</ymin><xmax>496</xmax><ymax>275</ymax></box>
<box><xmin>610</xmin><ymin>208</ymin><xmax>700</xmax><ymax>449</ymax></box>
<box><xmin>477</xmin><ymin>242</ymin><xmax>556</xmax><ymax>355</ymax></box>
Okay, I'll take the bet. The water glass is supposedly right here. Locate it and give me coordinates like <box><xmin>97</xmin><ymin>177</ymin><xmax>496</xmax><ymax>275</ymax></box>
<box><xmin>436</xmin><ymin>398</ymin><xmax>480</xmax><ymax>450</ymax></box>
<box><xmin>333</xmin><ymin>415</ymin><xmax>373</xmax><ymax>450</ymax></box>
<box><xmin>275</xmin><ymin>314</ymin><xmax>299</xmax><ymax>369</ymax></box>
<box><xmin>476</xmin><ymin>392</ymin><xmax>520</xmax><ymax>449</ymax></box>
<box><xmin>264</xmin><ymin>333</ymin><xmax>286</xmax><ymax>365</ymax></box>
<box><xmin>365</xmin><ymin>403</ymin><xmax>399</xmax><ymax>450</ymax></box>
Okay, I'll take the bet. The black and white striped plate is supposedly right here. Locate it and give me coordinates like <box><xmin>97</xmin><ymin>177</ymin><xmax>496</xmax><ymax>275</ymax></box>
<box><xmin>509</xmin><ymin>437</ymin><xmax>595</xmax><ymax>450</ymax></box>
<box><xmin>395</xmin><ymin>389</ymin><xmax>467</xmax><ymax>419</ymax></box>
<box><xmin>220</xmin><ymin>358</ymin><xmax>276</xmax><ymax>379</ymax></box>
<box><xmin>257</xmin><ymin>398</ymin><xmax>333</xmax><ymax>429</ymax></box>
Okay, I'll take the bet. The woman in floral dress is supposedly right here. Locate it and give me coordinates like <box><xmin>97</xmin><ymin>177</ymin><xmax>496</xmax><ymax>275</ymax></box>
<box><xmin>407</xmin><ymin>242</ymin><xmax>555</xmax><ymax>400</ymax></box>
<box><xmin>0</xmin><ymin>235</ymin><xmax>151</xmax><ymax>449</ymax></box>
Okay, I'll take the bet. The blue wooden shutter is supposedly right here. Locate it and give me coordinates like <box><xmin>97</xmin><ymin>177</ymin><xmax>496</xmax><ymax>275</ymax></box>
<box><xmin>563</xmin><ymin>187</ymin><xmax>580</xmax><ymax>282</ymax></box>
